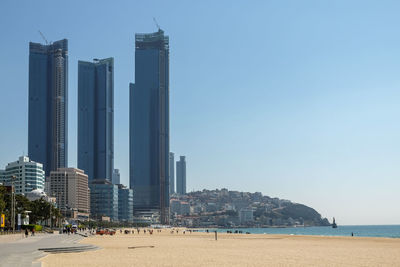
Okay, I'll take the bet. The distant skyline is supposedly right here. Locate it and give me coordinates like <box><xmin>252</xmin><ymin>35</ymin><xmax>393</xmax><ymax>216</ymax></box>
<box><xmin>1</xmin><ymin>0</ymin><xmax>400</xmax><ymax>225</ymax></box>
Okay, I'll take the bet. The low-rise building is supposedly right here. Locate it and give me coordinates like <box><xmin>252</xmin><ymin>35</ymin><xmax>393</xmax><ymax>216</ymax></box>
<box><xmin>118</xmin><ymin>184</ymin><xmax>133</xmax><ymax>222</ymax></box>
<box><xmin>239</xmin><ymin>208</ymin><xmax>254</xmax><ymax>223</ymax></box>
<box><xmin>49</xmin><ymin>168</ymin><xmax>90</xmax><ymax>219</ymax></box>
<box><xmin>170</xmin><ymin>199</ymin><xmax>181</xmax><ymax>215</ymax></box>
<box><xmin>89</xmin><ymin>179</ymin><xmax>118</xmax><ymax>221</ymax></box>
<box><xmin>180</xmin><ymin>202</ymin><xmax>190</xmax><ymax>215</ymax></box>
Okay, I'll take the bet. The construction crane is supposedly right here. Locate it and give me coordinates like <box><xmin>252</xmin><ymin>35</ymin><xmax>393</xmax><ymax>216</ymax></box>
<box><xmin>153</xmin><ymin>17</ymin><xmax>161</xmax><ymax>31</ymax></box>
<box><xmin>38</xmin><ymin>30</ymin><xmax>49</xmax><ymax>45</ymax></box>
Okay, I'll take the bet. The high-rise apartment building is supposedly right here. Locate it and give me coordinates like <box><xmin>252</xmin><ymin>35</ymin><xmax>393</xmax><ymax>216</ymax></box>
<box><xmin>0</xmin><ymin>156</ymin><xmax>45</xmax><ymax>194</ymax></box>
<box><xmin>28</xmin><ymin>39</ymin><xmax>68</xmax><ymax>176</ymax></box>
<box><xmin>176</xmin><ymin>156</ymin><xmax>186</xmax><ymax>195</ymax></box>
<box><xmin>78</xmin><ymin>58</ymin><xmax>114</xmax><ymax>182</ymax></box>
<box><xmin>169</xmin><ymin>152</ymin><xmax>175</xmax><ymax>195</ymax></box>
<box><xmin>129</xmin><ymin>30</ymin><xmax>170</xmax><ymax>224</ymax></box>
<box><xmin>49</xmin><ymin>168</ymin><xmax>90</xmax><ymax>218</ymax></box>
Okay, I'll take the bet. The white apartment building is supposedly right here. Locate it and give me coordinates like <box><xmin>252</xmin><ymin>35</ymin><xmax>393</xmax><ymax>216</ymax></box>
<box><xmin>0</xmin><ymin>156</ymin><xmax>45</xmax><ymax>194</ymax></box>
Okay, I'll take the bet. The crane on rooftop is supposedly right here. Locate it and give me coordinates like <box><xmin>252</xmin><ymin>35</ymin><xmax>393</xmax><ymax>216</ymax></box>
<box><xmin>38</xmin><ymin>30</ymin><xmax>49</xmax><ymax>45</ymax></box>
<box><xmin>153</xmin><ymin>17</ymin><xmax>161</xmax><ymax>31</ymax></box>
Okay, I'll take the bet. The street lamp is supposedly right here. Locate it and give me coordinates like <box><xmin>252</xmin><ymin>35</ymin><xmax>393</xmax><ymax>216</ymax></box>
<box><xmin>11</xmin><ymin>175</ymin><xmax>16</xmax><ymax>233</ymax></box>
<box><xmin>50</xmin><ymin>194</ymin><xmax>55</xmax><ymax>229</ymax></box>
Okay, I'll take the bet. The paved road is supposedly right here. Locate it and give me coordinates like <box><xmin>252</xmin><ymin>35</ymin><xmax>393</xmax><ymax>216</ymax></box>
<box><xmin>0</xmin><ymin>233</ymin><xmax>86</xmax><ymax>267</ymax></box>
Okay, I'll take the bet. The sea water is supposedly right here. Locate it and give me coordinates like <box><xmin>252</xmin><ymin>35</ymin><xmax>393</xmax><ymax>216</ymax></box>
<box><xmin>208</xmin><ymin>225</ymin><xmax>400</xmax><ymax>238</ymax></box>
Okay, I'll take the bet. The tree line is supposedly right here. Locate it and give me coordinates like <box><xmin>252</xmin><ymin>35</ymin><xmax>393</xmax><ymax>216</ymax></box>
<box><xmin>0</xmin><ymin>185</ymin><xmax>62</xmax><ymax>230</ymax></box>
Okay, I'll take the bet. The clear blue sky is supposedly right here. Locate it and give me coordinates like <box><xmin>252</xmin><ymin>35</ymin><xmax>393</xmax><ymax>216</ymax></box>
<box><xmin>1</xmin><ymin>0</ymin><xmax>400</xmax><ymax>225</ymax></box>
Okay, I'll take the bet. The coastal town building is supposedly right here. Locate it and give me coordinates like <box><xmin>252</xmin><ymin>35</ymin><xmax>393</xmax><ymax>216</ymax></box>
<box><xmin>168</xmin><ymin>189</ymin><xmax>329</xmax><ymax>228</ymax></box>
<box><xmin>170</xmin><ymin>199</ymin><xmax>181</xmax><ymax>215</ymax></box>
<box><xmin>180</xmin><ymin>202</ymin><xmax>190</xmax><ymax>215</ymax></box>
<box><xmin>170</xmin><ymin>199</ymin><xmax>190</xmax><ymax>215</ymax></box>
<box><xmin>239</xmin><ymin>208</ymin><xmax>254</xmax><ymax>223</ymax></box>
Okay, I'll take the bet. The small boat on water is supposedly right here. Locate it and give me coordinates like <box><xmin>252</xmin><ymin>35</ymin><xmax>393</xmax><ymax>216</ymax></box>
<box><xmin>332</xmin><ymin>217</ymin><xmax>338</xmax><ymax>228</ymax></box>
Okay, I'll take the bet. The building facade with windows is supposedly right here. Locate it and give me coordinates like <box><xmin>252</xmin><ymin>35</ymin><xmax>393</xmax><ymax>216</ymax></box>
<box><xmin>239</xmin><ymin>208</ymin><xmax>254</xmax><ymax>223</ymax></box>
<box><xmin>0</xmin><ymin>156</ymin><xmax>45</xmax><ymax>195</ymax></box>
<box><xmin>49</xmin><ymin>168</ymin><xmax>90</xmax><ymax>218</ymax></box>
<box><xmin>78</xmin><ymin>58</ymin><xmax>114</xmax><ymax>182</ymax></box>
<box><xmin>28</xmin><ymin>39</ymin><xmax>68</xmax><ymax>176</ymax></box>
<box><xmin>0</xmin><ymin>170</ymin><xmax>5</xmax><ymax>184</ymax></box>
<box><xmin>89</xmin><ymin>179</ymin><xmax>118</xmax><ymax>221</ymax></box>
<box><xmin>118</xmin><ymin>184</ymin><xmax>133</xmax><ymax>222</ymax></box>
<box><xmin>129</xmin><ymin>30</ymin><xmax>170</xmax><ymax>224</ymax></box>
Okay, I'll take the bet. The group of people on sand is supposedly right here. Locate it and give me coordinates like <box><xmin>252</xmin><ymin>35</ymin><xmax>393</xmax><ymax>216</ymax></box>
<box><xmin>169</xmin><ymin>229</ymin><xmax>192</xmax><ymax>234</ymax></box>
<box><xmin>122</xmin><ymin>228</ymin><xmax>156</xmax><ymax>235</ymax></box>
<box><xmin>118</xmin><ymin>228</ymin><xmax>193</xmax><ymax>236</ymax></box>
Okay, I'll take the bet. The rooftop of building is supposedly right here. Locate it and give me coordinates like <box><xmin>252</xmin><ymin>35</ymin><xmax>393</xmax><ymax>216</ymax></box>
<box><xmin>29</xmin><ymin>39</ymin><xmax>68</xmax><ymax>53</ymax></box>
<box><xmin>5</xmin><ymin>156</ymin><xmax>43</xmax><ymax>168</ymax></box>
<box><xmin>50</xmin><ymin>167</ymin><xmax>87</xmax><ymax>176</ymax></box>
<box><xmin>78</xmin><ymin>57</ymin><xmax>114</xmax><ymax>65</ymax></box>
<box><xmin>135</xmin><ymin>29</ymin><xmax>169</xmax><ymax>50</ymax></box>
<box><xmin>90</xmin><ymin>179</ymin><xmax>113</xmax><ymax>185</ymax></box>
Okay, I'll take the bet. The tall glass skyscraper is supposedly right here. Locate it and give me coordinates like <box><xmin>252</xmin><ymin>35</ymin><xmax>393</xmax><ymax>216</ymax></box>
<box><xmin>176</xmin><ymin>156</ymin><xmax>186</xmax><ymax>195</ymax></box>
<box><xmin>130</xmin><ymin>30</ymin><xmax>170</xmax><ymax>224</ymax></box>
<box><xmin>169</xmin><ymin>152</ymin><xmax>175</xmax><ymax>195</ymax></box>
<box><xmin>78</xmin><ymin>58</ymin><xmax>114</xmax><ymax>181</ymax></box>
<box><xmin>28</xmin><ymin>39</ymin><xmax>68</xmax><ymax>176</ymax></box>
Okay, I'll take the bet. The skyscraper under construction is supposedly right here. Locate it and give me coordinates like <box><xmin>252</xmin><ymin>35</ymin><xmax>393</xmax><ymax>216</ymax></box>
<box><xmin>28</xmin><ymin>39</ymin><xmax>68</xmax><ymax>176</ymax></box>
<box><xmin>130</xmin><ymin>29</ymin><xmax>170</xmax><ymax>224</ymax></box>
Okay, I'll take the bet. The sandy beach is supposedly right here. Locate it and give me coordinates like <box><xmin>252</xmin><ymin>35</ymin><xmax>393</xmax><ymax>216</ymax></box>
<box><xmin>38</xmin><ymin>229</ymin><xmax>400</xmax><ymax>267</ymax></box>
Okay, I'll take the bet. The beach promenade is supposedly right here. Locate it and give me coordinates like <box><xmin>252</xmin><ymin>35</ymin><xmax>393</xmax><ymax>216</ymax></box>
<box><xmin>0</xmin><ymin>232</ymin><xmax>87</xmax><ymax>267</ymax></box>
<box><xmin>39</xmin><ymin>229</ymin><xmax>400</xmax><ymax>267</ymax></box>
